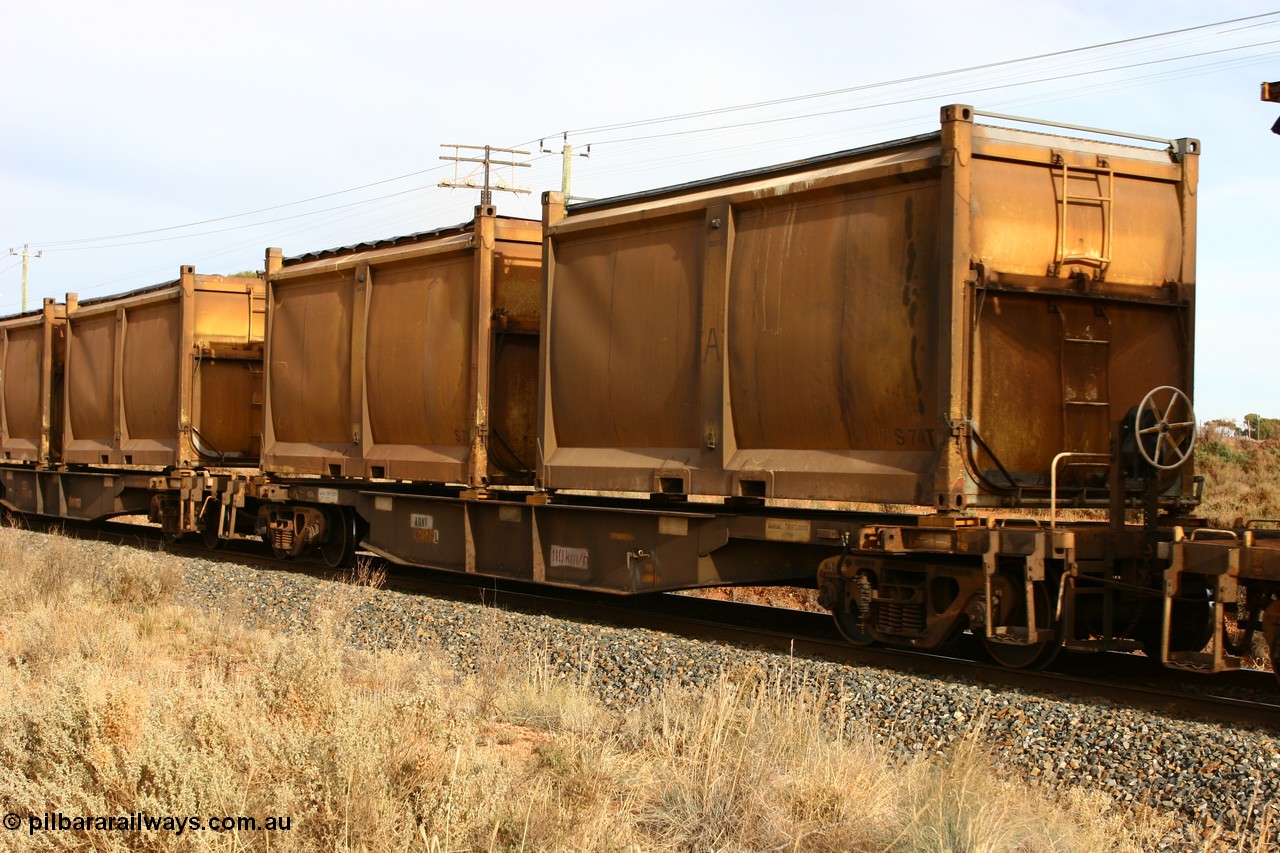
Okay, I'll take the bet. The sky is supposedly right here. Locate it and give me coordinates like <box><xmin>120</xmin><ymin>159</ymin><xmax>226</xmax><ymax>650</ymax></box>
<box><xmin>1</xmin><ymin>0</ymin><xmax>1276</xmax><ymax>422</ymax></box>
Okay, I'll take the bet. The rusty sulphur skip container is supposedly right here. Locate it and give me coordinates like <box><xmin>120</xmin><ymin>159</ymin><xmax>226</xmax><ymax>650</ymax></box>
<box><xmin>540</xmin><ymin>105</ymin><xmax>1198</xmax><ymax>509</ymax></box>
<box><xmin>262</xmin><ymin>208</ymin><xmax>541</xmax><ymax>486</ymax></box>
<box><xmin>61</xmin><ymin>269</ymin><xmax>265</xmax><ymax>468</ymax></box>
<box><xmin>0</xmin><ymin>299</ymin><xmax>68</xmax><ymax>464</ymax></box>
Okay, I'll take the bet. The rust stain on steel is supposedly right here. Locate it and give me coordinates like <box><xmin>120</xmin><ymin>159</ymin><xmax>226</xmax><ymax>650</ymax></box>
<box><xmin>261</xmin><ymin>213</ymin><xmax>542</xmax><ymax>486</ymax></box>
<box><xmin>0</xmin><ymin>299</ymin><xmax>67</xmax><ymax>463</ymax></box>
<box><xmin>59</xmin><ymin>269</ymin><xmax>265</xmax><ymax>469</ymax></box>
<box><xmin>541</xmin><ymin>105</ymin><xmax>1197</xmax><ymax>510</ymax></box>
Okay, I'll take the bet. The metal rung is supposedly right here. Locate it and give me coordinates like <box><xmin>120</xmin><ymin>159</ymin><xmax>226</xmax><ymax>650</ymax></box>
<box><xmin>1064</xmin><ymin>337</ymin><xmax>1108</xmax><ymax>345</ymax></box>
<box><xmin>1051</xmin><ymin>155</ymin><xmax>1114</xmax><ymax>277</ymax></box>
<box><xmin>1065</xmin><ymin>401</ymin><xmax>1109</xmax><ymax>407</ymax></box>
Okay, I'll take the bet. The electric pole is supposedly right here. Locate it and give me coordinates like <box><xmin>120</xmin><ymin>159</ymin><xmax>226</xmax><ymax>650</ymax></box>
<box><xmin>7</xmin><ymin>244</ymin><xmax>42</xmax><ymax>313</ymax></box>
<box><xmin>540</xmin><ymin>134</ymin><xmax>592</xmax><ymax>204</ymax></box>
<box><xmin>438</xmin><ymin>144</ymin><xmax>531</xmax><ymax>209</ymax></box>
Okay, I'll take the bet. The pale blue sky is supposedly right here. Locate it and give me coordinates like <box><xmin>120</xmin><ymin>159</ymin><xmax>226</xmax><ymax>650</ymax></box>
<box><xmin>2</xmin><ymin>1</ymin><xmax>1276</xmax><ymax>420</ymax></box>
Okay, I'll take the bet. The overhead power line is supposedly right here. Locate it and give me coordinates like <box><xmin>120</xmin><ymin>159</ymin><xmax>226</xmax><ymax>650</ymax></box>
<box><xmin>30</xmin><ymin>163</ymin><xmax>453</xmax><ymax>248</ymax></box>
<box><xmin>559</xmin><ymin>10</ymin><xmax>1280</xmax><ymax>137</ymax></box>
<box><xmin>40</xmin><ymin>184</ymin><xmax>441</xmax><ymax>252</ymax></box>
<box><xmin>14</xmin><ymin>9</ymin><xmax>1277</xmax><ymax>258</ymax></box>
<box><xmin>580</xmin><ymin>38</ymin><xmax>1280</xmax><ymax>148</ymax></box>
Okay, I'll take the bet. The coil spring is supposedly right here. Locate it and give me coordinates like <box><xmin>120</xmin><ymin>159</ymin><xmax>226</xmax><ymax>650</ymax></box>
<box><xmin>270</xmin><ymin>526</ymin><xmax>294</xmax><ymax>552</ymax></box>
<box><xmin>875</xmin><ymin>600</ymin><xmax>925</xmax><ymax>636</ymax></box>
<box><xmin>161</xmin><ymin>510</ymin><xmax>181</xmax><ymax>535</ymax></box>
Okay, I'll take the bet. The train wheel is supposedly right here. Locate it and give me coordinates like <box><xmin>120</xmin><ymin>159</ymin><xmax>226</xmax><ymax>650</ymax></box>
<box><xmin>983</xmin><ymin>634</ymin><xmax>1060</xmax><ymax>670</ymax></box>
<box><xmin>833</xmin><ymin>603</ymin><xmax>875</xmax><ymax>646</ymax></box>
<box><xmin>1272</xmin><ymin>633</ymin><xmax>1280</xmax><ymax>689</ymax></box>
<box><xmin>200</xmin><ymin>504</ymin><xmax>224</xmax><ymax>550</ymax></box>
<box><xmin>982</xmin><ymin>584</ymin><xmax>1061</xmax><ymax>670</ymax></box>
<box><xmin>320</xmin><ymin>509</ymin><xmax>357</xmax><ymax>569</ymax></box>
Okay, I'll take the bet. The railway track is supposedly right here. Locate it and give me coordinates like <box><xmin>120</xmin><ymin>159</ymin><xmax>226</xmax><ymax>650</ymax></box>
<box><xmin>52</xmin><ymin>518</ymin><xmax>1280</xmax><ymax>731</ymax></box>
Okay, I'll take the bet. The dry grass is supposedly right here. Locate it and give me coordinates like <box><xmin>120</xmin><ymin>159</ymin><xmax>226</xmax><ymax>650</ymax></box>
<box><xmin>1194</xmin><ymin>436</ymin><xmax>1280</xmax><ymax>528</ymax></box>
<box><xmin>0</xmin><ymin>525</ymin><xmax>1265</xmax><ymax>851</ymax></box>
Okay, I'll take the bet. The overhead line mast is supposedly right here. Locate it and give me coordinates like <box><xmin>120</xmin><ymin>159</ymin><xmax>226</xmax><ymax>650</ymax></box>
<box><xmin>541</xmin><ymin>134</ymin><xmax>593</xmax><ymax>206</ymax></box>
<box><xmin>7</xmin><ymin>244</ymin><xmax>42</xmax><ymax>313</ymax></box>
<box><xmin>439</xmin><ymin>144</ymin><xmax>531</xmax><ymax>210</ymax></box>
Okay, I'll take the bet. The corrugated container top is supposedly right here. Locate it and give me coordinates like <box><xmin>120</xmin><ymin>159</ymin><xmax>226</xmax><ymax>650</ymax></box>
<box><xmin>62</xmin><ymin>269</ymin><xmax>266</xmax><ymax>468</ymax></box>
<box><xmin>0</xmin><ymin>300</ymin><xmax>67</xmax><ymax>464</ymax></box>
<box><xmin>540</xmin><ymin>105</ymin><xmax>1198</xmax><ymax>508</ymax></box>
<box><xmin>262</xmin><ymin>211</ymin><xmax>542</xmax><ymax>486</ymax></box>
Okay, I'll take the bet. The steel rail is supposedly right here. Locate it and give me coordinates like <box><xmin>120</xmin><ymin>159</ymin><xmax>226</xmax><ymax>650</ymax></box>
<box><xmin>29</xmin><ymin>518</ymin><xmax>1280</xmax><ymax>731</ymax></box>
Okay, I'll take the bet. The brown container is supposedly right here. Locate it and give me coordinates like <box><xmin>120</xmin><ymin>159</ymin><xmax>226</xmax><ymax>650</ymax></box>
<box><xmin>261</xmin><ymin>209</ymin><xmax>541</xmax><ymax>485</ymax></box>
<box><xmin>0</xmin><ymin>299</ymin><xmax>67</xmax><ymax>463</ymax></box>
<box><xmin>62</xmin><ymin>269</ymin><xmax>265</xmax><ymax>468</ymax></box>
<box><xmin>540</xmin><ymin>105</ymin><xmax>1198</xmax><ymax>509</ymax></box>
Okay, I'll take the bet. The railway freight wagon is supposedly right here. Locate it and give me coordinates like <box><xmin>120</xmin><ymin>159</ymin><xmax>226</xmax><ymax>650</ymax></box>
<box><xmin>0</xmin><ymin>268</ymin><xmax>265</xmax><ymax>527</ymax></box>
<box><xmin>0</xmin><ymin>104</ymin><xmax>1273</xmax><ymax>681</ymax></box>
<box><xmin>256</xmin><ymin>208</ymin><xmax>543</xmax><ymax>562</ymax></box>
<box><xmin>0</xmin><ymin>299</ymin><xmax>67</xmax><ymax>464</ymax></box>
<box><xmin>538</xmin><ymin>104</ymin><xmax>1199</xmax><ymax>512</ymax></box>
<box><xmin>62</xmin><ymin>271</ymin><xmax>266</xmax><ymax>468</ymax></box>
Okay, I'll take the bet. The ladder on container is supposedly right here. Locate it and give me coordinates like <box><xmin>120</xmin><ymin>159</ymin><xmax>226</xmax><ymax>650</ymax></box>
<box><xmin>1049</xmin><ymin>153</ymin><xmax>1114</xmax><ymax>279</ymax></box>
<box><xmin>249</xmin><ymin>360</ymin><xmax>264</xmax><ymax>457</ymax></box>
<box><xmin>1055</xmin><ymin>302</ymin><xmax>1112</xmax><ymax>454</ymax></box>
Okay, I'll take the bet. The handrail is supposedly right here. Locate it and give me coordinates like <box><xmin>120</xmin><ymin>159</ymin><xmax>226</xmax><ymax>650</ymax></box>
<box><xmin>971</xmin><ymin>109</ymin><xmax>1176</xmax><ymax>147</ymax></box>
<box><xmin>1186</xmin><ymin>528</ymin><xmax>1240</xmax><ymax>542</ymax></box>
<box><xmin>1049</xmin><ymin>452</ymin><xmax>1110</xmax><ymax>529</ymax></box>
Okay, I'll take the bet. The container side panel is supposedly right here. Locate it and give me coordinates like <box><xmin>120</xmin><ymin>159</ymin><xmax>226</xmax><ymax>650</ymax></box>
<box><xmin>196</xmin><ymin>360</ymin><xmax>260</xmax><ymax>458</ymax></box>
<box><xmin>1109</xmin><ymin>179</ymin><xmax>1183</xmax><ymax>284</ymax></box>
<box><xmin>493</xmin><ymin>251</ymin><xmax>542</xmax><ymax>327</ymax></box>
<box><xmin>973</xmin><ymin>293</ymin><xmax>1187</xmax><ymax>478</ymax></box>
<box><xmin>67</xmin><ymin>314</ymin><xmax>117</xmax><ymax>443</ymax></box>
<box><xmin>194</xmin><ymin>289</ymin><xmax>258</xmax><ymax>342</ymax></box>
<box><xmin>970</xmin><ymin>158</ymin><xmax>1182</xmax><ymax>286</ymax></box>
<box><xmin>550</xmin><ymin>217</ymin><xmax>703</xmax><ymax>449</ymax></box>
<box><xmin>365</xmin><ymin>255</ymin><xmax>473</xmax><ymax>447</ymax></box>
<box><xmin>971</xmin><ymin>293</ymin><xmax>1062</xmax><ymax>471</ymax></box>
<box><xmin>489</xmin><ymin>248</ymin><xmax>541</xmax><ymax>476</ymax></box>
<box><xmin>269</xmin><ymin>273</ymin><xmax>353</xmax><ymax>443</ymax></box>
<box><xmin>728</xmin><ymin>184</ymin><xmax>941</xmax><ymax>451</ymax></box>
<box><xmin>1108</xmin><ymin>306</ymin><xmax>1189</xmax><ymax>421</ymax></box>
<box><xmin>121</xmin><ymin>302</ymin><xmax>180</xmax><ymax>441</ymax></box>
<box><xmin>967</xmin><ymin>146</ymin><xmax>1191</xmax><ymax>484</ymax></box>
<box><xmin>491</xmin><ymin>333</ymin><xmax>538</xmax><ymax>473</ymax></box>
<box><xmin>2</xmin><ymin>327</ymin><xmax>44</xmax><ymax>446</ymax></box>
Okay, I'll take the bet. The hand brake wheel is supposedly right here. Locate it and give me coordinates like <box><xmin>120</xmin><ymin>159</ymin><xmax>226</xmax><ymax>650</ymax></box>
<box><xmin>1134</xmin><ymin>385</ymin><xmax>1196</xmax><ymax>471</ymax></box>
